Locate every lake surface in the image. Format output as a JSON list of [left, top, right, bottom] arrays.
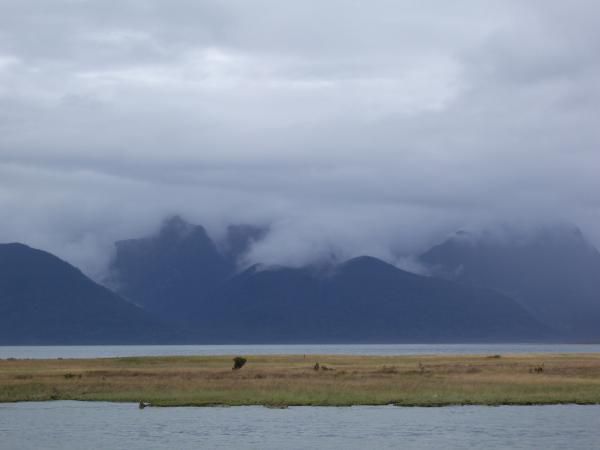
[[1, 401, 599, 450], [1, 343, 600, 359]]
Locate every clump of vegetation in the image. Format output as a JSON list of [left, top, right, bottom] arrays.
[[14, 374, 32, 380], [232, 357, 247, 370], [265, 404, 289, 409], [379, 366, 399, 374], [529, 364, 544, 373], [487, 354, 502, 359], [63, 373, 81, 379], [313, 362, 334, 371]]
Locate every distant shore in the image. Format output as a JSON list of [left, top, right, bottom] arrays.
[[2, 353, 600, 407]]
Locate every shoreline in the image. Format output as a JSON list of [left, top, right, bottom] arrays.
[[4, 399, 600, 408], [2, 353, 600, 407]]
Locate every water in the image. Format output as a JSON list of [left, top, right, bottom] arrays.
[[1, 343, 600, 359], [1, 401, 599, 449]]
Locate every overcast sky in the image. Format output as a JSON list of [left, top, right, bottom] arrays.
[[1, 0, 599, 276]]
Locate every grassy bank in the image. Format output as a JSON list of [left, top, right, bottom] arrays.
[[2, 353, 600, 407]]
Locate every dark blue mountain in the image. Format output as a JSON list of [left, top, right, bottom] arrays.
[[191, 256, 550, 342], [0, 243, 176, 344], [107, 216, 234, 320], [107, 216, 267, 320], [420, 226, 600, 339], [107, 218, 552, 342]]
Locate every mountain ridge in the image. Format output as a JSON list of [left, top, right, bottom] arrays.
[[420, 225, 600, 338], [0, 242, 179, 344], [191, 253, 550, 342]]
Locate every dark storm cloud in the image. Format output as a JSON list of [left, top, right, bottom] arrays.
[[1, 0, 599, 275]]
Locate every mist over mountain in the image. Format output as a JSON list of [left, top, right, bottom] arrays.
[[0, 243, 176, 344], [104, 217, 556, 342], [2, 1, 600, 277], [420, 225, 600, 339], [107, 216, 265, 320], [4, 215, 600, 343]]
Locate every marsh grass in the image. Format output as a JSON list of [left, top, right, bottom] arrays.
[[2, 353, 600, 406]]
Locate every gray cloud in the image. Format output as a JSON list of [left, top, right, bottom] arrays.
[[1, 0, 600, 276]]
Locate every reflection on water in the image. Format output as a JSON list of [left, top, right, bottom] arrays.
[[2, 343, 600, 359], [1, 401, 599, 450]]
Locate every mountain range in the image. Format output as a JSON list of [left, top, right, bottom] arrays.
[[191, 256, 548, 342], [1, 217, 598, 344]]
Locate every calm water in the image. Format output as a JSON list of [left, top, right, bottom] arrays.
[[1, 402, 599, 449], [1, 343, 600, 359]]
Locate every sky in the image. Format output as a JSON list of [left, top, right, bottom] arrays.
[[1, 0, 599, 277]]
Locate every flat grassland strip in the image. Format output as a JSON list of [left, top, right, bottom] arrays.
[[2, 354, 600, 407]]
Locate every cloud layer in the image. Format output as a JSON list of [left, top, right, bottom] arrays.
[[1, 0, 600, 276]]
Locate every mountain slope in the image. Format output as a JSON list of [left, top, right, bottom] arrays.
[[192, 256, 549, 342], [107, 216, 233, 319], [0, 243, 175, 344], [420, 226, 600, 339]]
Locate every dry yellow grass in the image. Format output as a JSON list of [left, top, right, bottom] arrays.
[[2, 353, 600, 406]]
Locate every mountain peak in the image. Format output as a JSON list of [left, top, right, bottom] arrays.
[[109, 216, 234, 319], [341, 255, 394, 269], [0, 242, 74, 273], [159, 215, 204, 240], [420, 224, 600, 338], [0, 242, 30, 250], [343, 255, 418, 273]]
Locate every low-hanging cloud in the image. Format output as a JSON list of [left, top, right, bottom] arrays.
[[1, 0, 600, 277]]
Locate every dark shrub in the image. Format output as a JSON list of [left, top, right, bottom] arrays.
[[529, 364, 544, 373], [379, 366, 398, 374], [232, 356, 247, 370]]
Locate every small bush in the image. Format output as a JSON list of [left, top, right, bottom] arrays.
[[63, 373, 81, 379], [232, 357, 247, 370], [379, 366, 399, 374], [14, 374, 32, 380], [529, 365, 544, 374]]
